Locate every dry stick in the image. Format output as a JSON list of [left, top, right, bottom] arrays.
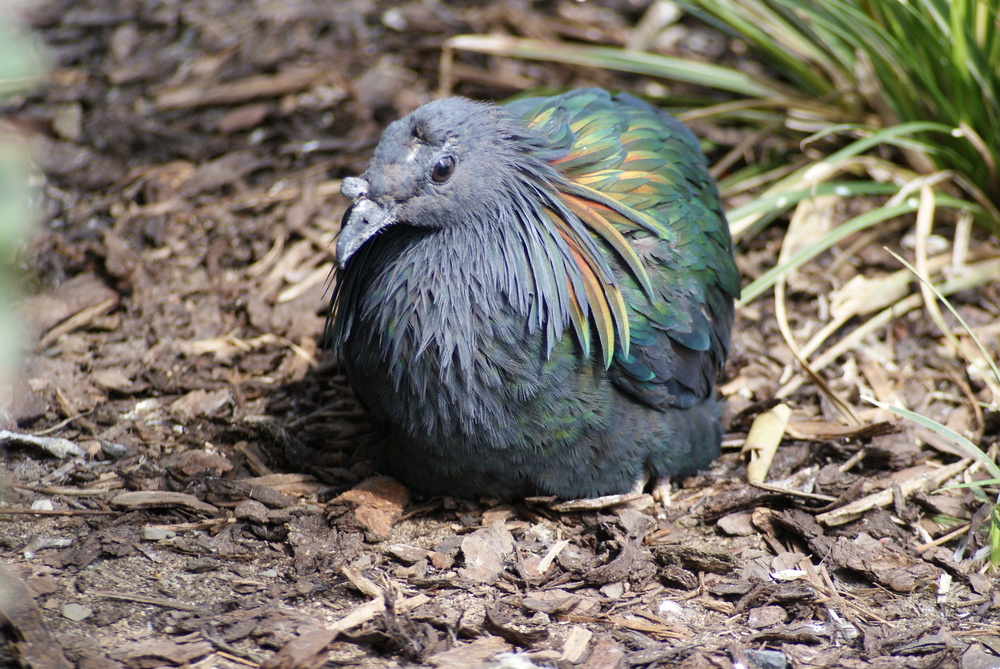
[[154, 66, 332, 111], [748, 482, 837, 502], [32, 409, 96, 436], [92, 591, 201, 612], [773, 205, 859, 425], [261, 593, 430, 669], [0, 508, 118, 516], [947, 368, 985, 434], [778, 257, 1000, 399], [438, 43, 455, 98], [838, 447, 868, 473], [147, 517, 237, 533], [215, 651, 260, 668], [38, 296, 118, 350], [817, 562, 890, 625], [796, 558, 857, 626], [706, 120, 784, 181], [796, 255, 946, 362], [340, 566, 382, 599], [12, 484, 110, 496], [816, 458, 971, 526], [916, 523, 971, 553], [229, 175, 342, 210], [797, 241, 996, 371]]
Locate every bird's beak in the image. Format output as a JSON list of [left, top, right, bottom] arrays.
[[336, 178, 395, 269]]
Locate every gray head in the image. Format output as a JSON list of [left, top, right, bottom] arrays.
[[336, 98, 547, 268]]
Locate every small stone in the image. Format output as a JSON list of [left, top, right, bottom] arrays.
[[428, 636, 512, 669], [62, 603, 93, 621], [525, 649, 562, 662], [458, 523, 515, 583], [961, 643, 1000, 669], [744, 648, 788, 669], [31, 500, 54, 511], [388, 544, 429, 564], [428, 550, 455, 570], [143, 527, 176, 541], [186, 558, 222, 573]]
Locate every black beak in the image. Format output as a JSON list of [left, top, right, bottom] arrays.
[[336, 177, 396, 269]]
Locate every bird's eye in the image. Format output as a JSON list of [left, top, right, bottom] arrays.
[[431, 156, 455, 183]]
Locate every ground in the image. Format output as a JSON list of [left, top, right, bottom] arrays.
[[2, 1, 1000, 668]]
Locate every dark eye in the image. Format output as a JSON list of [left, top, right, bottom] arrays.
[[431, 155, 455, 183]]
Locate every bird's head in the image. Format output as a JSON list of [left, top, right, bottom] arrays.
[[335, 97, 546, 269]]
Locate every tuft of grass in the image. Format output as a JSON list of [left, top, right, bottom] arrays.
[[679, 0, 1000, 232], [870, 398, 1000, 569], [445, 0, 1000, 239]]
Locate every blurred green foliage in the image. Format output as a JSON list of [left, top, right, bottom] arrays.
[[0, 12, 47, 397]]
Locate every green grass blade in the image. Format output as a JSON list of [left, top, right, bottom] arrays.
[[446, 35, 787, 98], [885, 249, 1000, 387], [866, 399, 1000, 480]]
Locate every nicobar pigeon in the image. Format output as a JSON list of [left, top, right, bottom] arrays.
[[328, 88, 739, 500]]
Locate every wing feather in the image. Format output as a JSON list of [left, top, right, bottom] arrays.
[[509, 88, 739, 410]]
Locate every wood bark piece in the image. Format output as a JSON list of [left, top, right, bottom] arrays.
[[108, 638, 213, 667], [110, 491, 219, 514], [547, 491, 645, 512], [579, 636, 626, 669], [261, 594, 430, 669], [326, 476, 409, 542], [458, 523, 515, 584], [153, 66, 339, 110], [561, 626, 593, 663], [427, 636, 512, 668], [816, 459, 970, 526], [0, 565, 73, 669], [0, 430, 85, 459]]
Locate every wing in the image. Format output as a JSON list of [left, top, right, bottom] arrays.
[[506, 88, 740, 410]]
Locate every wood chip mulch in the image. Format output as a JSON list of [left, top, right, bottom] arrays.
[[2, 1, 999, 668]]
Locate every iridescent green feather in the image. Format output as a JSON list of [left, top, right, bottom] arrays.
[[506, 88, 739, 406]]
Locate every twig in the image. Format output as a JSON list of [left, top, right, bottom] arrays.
[[0, 508, 118, 516], [748, 481, 838, 502], [92, 591, 201, 612], [916, 523, 970, 553], [11, 484, 111, 497], [816, 459, 971, 526]]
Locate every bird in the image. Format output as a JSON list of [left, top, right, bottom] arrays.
[[328, 88, 739, 500]]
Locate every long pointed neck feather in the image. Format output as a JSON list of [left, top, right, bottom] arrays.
[[330, 111, 639, 374]]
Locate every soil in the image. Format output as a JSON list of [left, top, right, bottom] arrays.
[[2, 1, 1000, 668]]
